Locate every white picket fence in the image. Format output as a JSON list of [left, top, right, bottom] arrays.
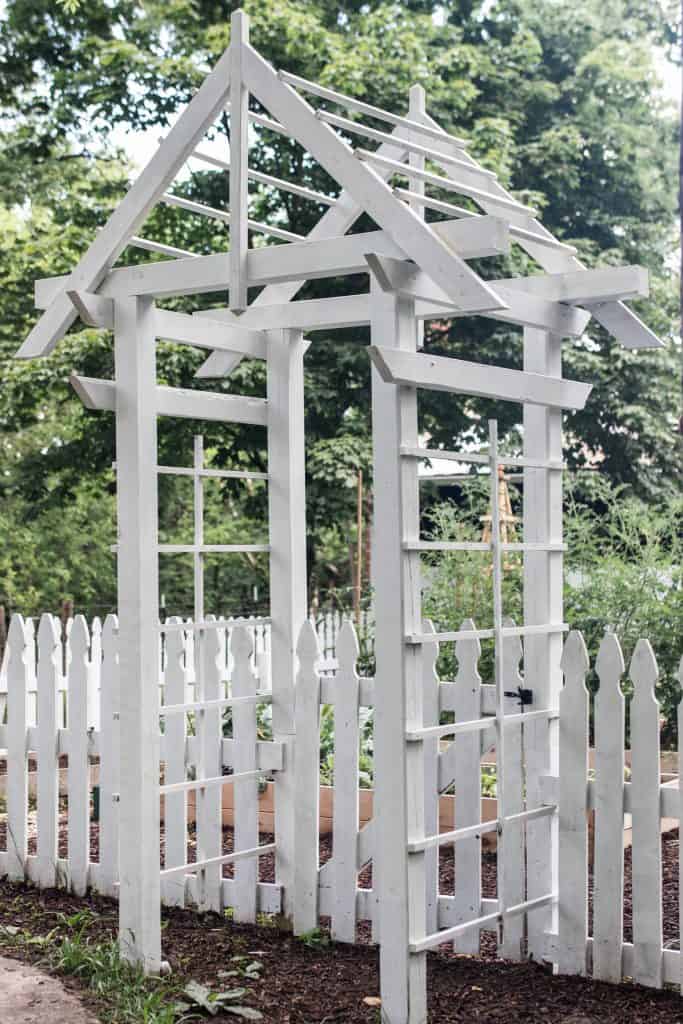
[[1, 611, 682, 992]]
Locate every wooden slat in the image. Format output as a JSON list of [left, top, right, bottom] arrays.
[[629, 639, 663, 987], [331, 620, 361, 942], [244, 43, 504, 316], [498, 622, 525, 960], [36, 615, 61, 889], [67, 616, 90, 896], [70, 374, 268, 426], [413, 106, 662, 349], [98, 614, 120, 899], [229, 11, 249, 311], [7, 615, 29, 881], [232, 625, 259, 923], [162, 620, 188, 907], [421, 620, 440, 936], [293, 621, 321, 933], [558, 631, 589, 975], [195, 619, 224, 912], [368, 345, 591, 410], [593, 632, 625, 982], [452, 620, 482, 953]]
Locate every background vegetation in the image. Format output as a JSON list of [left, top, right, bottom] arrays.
[[0, 0, 680, 695]]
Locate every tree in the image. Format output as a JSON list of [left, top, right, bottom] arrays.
[[0, 0, 680, 610]]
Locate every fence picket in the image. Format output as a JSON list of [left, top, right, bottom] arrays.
[[7, 615, 29, 881], [421, 620, 440, 937], [163, 619, 188, 907], [452, 619, 482, 952], [26, 618, 37, 727], [36, 614, 61, 889], [331, 619, 360, 942], [593, 632, 625, 983], [498, 620, 525, 960], [558, 630, 589, 975], [629, 639, 662, 987], [293, 620, 321, 934], [99, 615, 120, 898], [232, 625, 259, 923], [89, 616, 102, 730], [68, 615, 91, 896], [196, 618, 224, 912]]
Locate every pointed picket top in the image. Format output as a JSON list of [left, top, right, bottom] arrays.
[[629, 638, 659, 695], [502, 616, 523, 679], [561, 630, 590, 687], [595, 632, 625, 691], [421, 618, 439, 682], [37, 612, 60, 651], [7, 614, 28, 669], [455, 618, 482, 680], [101, 613, 119, 651], [70, 615, 90, 661], [201, 614, 224, 661], [165, 616, 186, 667], [337, 617, 360, 669], [297, 619, 321, 670], [231, 623, 254, 662]]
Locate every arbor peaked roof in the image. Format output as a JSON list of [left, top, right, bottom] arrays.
[[17, 11, 662, 363]]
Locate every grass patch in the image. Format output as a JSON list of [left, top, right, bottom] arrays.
[[2, 910, 196, 1023]]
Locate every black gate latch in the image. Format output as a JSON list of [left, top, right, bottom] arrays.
[[503, 686, 533, 707]]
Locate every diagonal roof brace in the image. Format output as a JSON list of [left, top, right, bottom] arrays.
[[241, 40, 507, 317]]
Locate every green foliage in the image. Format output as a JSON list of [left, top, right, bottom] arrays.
[[422, 475, 683, 738], [296, 927, 330, 950], [0, 0, 679, 611]]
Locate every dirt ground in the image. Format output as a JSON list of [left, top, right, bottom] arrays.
[[0, 828, 682, 1022], [0, 953, 99, 1024]]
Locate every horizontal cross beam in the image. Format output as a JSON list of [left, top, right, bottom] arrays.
[[70, 374, 268, 425], [368, 346, 592, 410], [366, 254, 590, 337], [34, 218, 511, 308]]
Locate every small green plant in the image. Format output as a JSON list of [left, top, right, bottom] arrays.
[[297, 927, 330, 950]]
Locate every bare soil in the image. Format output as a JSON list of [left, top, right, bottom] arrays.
[[0, 825, 681, 1022]]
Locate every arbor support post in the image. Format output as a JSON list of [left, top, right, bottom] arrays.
[[267, 327, 308, 921], [523, 326, 563, 961], [371, 278, 427, 1024], [114, 295, 162, 972]]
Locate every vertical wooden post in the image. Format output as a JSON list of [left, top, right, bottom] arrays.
[[371, 280, 426, 1024], [114, 294, 162, 973], [267, 327, 307, 920], [99, 614, 120, 898], [229, 9, 249, 313], [523, 326, 562, 961]]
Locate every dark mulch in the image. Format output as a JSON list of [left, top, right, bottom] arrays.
[[0, 813, 681, 1021], [2, 877, 683, 1023]]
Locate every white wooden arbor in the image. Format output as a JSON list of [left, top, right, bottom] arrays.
[[17, 9, 662, 1020]]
